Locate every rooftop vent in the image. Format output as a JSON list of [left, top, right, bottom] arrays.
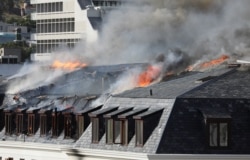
[[195, 76, 217, 83]]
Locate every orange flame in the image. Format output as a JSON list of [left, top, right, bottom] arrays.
[[51, 60, 87, 70], [186, 54, 229, 71], [137, 65, 161, 87], [200, 55, 229, 68]]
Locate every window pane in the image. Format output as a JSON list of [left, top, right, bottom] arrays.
[[40, 115, 47, 136], [135, 120, 143, 146], [92, 118, 99, 143], [114, 120, 121, 143], [209, 123, 218, 147], [78, 116, 84, 138], [106, 119, 113, 143], [121, 120, 128, 145], [220, 123, 228, 146]]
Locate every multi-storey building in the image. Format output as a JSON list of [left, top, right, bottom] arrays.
[[30, 0, 93, 61]]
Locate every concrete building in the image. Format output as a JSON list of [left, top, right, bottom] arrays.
[[0, 48, 22, 64], [30, 0, 94, 61], [1, 63, 250, 159], [0, 21, 29, 44]]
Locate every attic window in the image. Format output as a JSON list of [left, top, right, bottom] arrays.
[[89, 107, 118, 143], [135, 120, 143, 146], [16, 114, 24, 135], [77, 115, 84, 138], [28, 114, 35, 135], [133, 108, 163, 147], [206, 118, 231, 148], [104, 107, 133, 144], [64, 114, 76, 139], [195, 76, 217, 83], [92, 117, 99, 143], [40, 114, 47, 136], [5, 113, 14, 135], [106, 119, 113, 144], [76, 106, 102, 139]]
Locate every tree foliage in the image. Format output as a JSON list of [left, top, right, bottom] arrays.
[[0, 0, 14, 13]]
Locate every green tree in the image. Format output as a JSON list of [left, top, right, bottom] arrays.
[[1, 0, 14, 13]]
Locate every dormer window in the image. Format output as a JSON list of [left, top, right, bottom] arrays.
[[52, 110, 63, 137], [76, 106, 102, 139], [64, 113, 76, 139], [200, 109, 231, 149], [118, 108, 148, 145], [106, 119, 113, 144], [206, 118, 231, 148], [27, 114, 35, 135], [104, 107, 133, 144], [89, 107, 118, 143], [16, 114, 24, 135], [77, 115, 84, 138], [91, 117, 99, 143], [133, 108, 163, 147], [135, 120, 143, 146], [40, 114, 47, 136], [5, 112, 15, 135]]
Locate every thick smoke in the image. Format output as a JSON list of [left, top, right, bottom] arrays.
[[84, 0, 250, 66], [6, 0, 250, 94]]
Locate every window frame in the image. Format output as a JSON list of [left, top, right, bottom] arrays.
[[206, 118, 231, 149], [135, 119, 144, 147], [16, 113, 24, 135], [106, 118, 113, 144], [40, 114, 47, 136], [120, 119, 128, 145], [64, 114, 73, 139], [114, 119, 122, 144], [92, 117, 99, 143], [77, 115, 84, 138], [5, 113, 13, 135], [28, 114, 35, 135]]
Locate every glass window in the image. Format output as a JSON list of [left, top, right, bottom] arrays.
[[92, 118, 99, 143], [209, 123, 218, 147], [77, 116, 84, 138], [121, 120, 128, 145], [64, 115, 72, 138], [114, 120, 121, 144], [106, 119, 113, 144], [28, 114, 35, 135], [40, 115, 47, 136], [220, 123, 228, 146], [135, 120, 143, 146], [52, 114, 58, 137], [207, 119, 230, 148], [5, 113, 13, 135], [16, 114, 24, 135]]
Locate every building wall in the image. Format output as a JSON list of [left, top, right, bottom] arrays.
[[30, 0, 91, 56], [1, 141, 250, 160], [0, 48, 22, 63], [0, 142, 68, 160]]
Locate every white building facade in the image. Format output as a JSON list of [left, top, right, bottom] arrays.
[[30, 0, 94, 61]]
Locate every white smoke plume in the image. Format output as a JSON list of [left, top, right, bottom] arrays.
[[6, 0, 250, 94], [83, 0, 250, 65]]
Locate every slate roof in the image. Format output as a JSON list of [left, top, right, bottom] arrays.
[[181, 68, 250, 98], [1, 63, 250, 154], [115, 68, 233, 99], [74, 97, 176, 154]]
